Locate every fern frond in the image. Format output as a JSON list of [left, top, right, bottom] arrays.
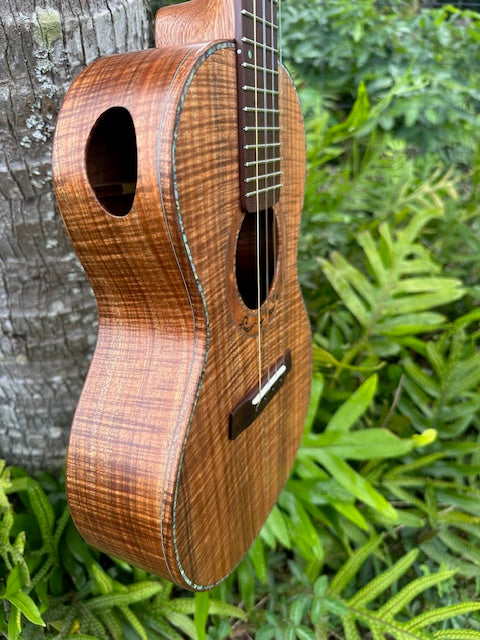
[[377, 570, 456, 618], [99, 611, 123, 640], [345, 603, 431, 640], [384, 452, 447, 480], [421, 540, 479, 578], [320, 258, 371, 327], [321, 208, 465, 374], [400, 326, 480, 438], [433, 631, 480, 639], [142, 613, 186, 640], [404, 603, 480, 631], [328, 536, 383, 595], [347, 549, 419, 607], [438, 530, 480, 566], [343, 615, 361, 640], [85, 581, 163, 611], [119, 605, 148, 640], [161, 610, 197, 639], [77, 604, 106, 639]]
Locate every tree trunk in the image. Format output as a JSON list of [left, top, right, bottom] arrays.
[[0, 0, 151, 471]]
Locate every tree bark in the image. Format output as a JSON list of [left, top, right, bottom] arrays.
[[0, 0, 151, 471]]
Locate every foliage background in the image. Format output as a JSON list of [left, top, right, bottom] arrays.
[[1, 0, 480, 638]]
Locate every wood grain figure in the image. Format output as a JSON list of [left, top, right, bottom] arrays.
[[52, 0, 312, 590]]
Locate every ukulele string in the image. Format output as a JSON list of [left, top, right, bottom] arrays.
[[253, 0, 263, 394], [262, 0, 271, 386], [271, 0, 279, 379], [278, 0, 286, 366]]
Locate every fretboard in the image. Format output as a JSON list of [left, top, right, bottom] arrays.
[[235, 0, 281, 212]]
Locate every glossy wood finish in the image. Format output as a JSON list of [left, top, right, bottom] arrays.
[[170, 51, 311, 587], [155, 0, 235, 46], [53, 1, 311, 591]]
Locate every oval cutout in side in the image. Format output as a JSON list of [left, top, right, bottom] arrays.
[[85, 107, 137, 217]]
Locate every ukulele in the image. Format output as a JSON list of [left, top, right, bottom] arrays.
[[52, 0, 312, 590]]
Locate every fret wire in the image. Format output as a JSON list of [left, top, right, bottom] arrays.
[[241, 36, 278, 54], [243, 106, 278, 113], [241, 9, 278, 30], [245, 156, 282, 166], [244, 126, 280, 132], [245, 170, 283, 183], [241, 62, 279, 75], [245, 184, 283, 197], [242, 86, 279, 95], [235, 0, 281, 210], [244, 142, 281, 149]]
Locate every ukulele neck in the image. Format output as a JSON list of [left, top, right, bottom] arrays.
[[235, 0, 281, 212]]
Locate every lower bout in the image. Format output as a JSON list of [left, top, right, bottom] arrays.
[[170, 295, 312, 589]]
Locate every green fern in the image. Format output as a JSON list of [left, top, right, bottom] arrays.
[[326, 537, 480, 639], [320, 208, 465, 367], [398, 319, 480, 438], [255, 372, 437, 584]]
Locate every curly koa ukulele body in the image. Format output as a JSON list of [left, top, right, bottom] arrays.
[[53, 0, 311, 590]]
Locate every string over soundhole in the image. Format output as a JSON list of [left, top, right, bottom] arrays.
[[235, 207, 277, 309]]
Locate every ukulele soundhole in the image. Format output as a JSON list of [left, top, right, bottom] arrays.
[[235, 207, 278, 309], [85, 107, 137, 217]]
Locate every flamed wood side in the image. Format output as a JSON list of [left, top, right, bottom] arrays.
[[154, 0, 235, 47], [53, 39, 311, 589]]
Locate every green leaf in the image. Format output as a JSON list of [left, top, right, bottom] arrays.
[[357, 230, 387, 285], [396, 277, 462, 294], [27, 480, 55, 547], [91, 562, 117, 595], [289, 598, 307, 625], [382, 289, 464, 315], [405, 602, 480, 630], [264, 505, 291, 549], [208, 599, 247, 620], [433, 631, 480, 639], [248, 536, 267, 584], [329, 536, 383, 596], [348, 549, 419, 607], [303, 373, 323, 436], [237, 558, 256, 613], [194, 591, 209, 640], [87, 581, 163, 611], [143, 613, 185, 640], [303, 428, 433, 460], [321, 258, 370, 327], [120, 605, 148, 640], [8, 591, 45, 626], [325, 374, 377, 433], [304, 450, 397, 520], [330, 252, 377, 308], [313, 576, 327, 597], [165, 596, 246, 622], [314, 345, 384, 372], [7, 604, 20, 640], [4, 564, 25, 598], [378, 570, 456, 618], [379, 312, 446, 335], [162, 610, 197, 639], [100, 611, 123, 640], [330, 500, 368, 531]]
